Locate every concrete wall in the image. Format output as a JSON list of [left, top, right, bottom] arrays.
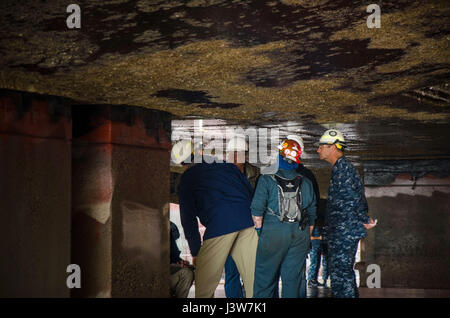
[[0, 91, 72, 297], [0, 90, 172, 297], [307, 160, 450, 290], [363, 162, 450, 289], [111, 145, 170, 297], [72, 105, 171, 297], [71, 143, 113, 297]]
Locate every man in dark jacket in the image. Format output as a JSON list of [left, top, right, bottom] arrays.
[[224, 161, 262, 298], [178, 137, 258, 298]]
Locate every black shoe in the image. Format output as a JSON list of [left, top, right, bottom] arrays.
[[308, 280, 318, 287]]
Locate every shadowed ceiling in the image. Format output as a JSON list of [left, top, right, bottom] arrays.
[[0, 0, 449, 161]]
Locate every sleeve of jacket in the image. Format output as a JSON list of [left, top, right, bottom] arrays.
[[303, 179, 317, 226], [250, 175, 270, 217], [178, 172, 202, 257], [337, 166, 370, 224]]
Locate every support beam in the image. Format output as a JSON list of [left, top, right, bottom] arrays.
[[0, 90, 72, 297], [72, 105, 171, 297]]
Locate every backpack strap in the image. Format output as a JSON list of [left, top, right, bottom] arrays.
[[266, 175, 284, 221], [268, 174, 304, 222]]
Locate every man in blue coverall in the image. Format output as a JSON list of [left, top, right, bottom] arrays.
[[317, 129, 376, 298], [252, 136, 317, 298]]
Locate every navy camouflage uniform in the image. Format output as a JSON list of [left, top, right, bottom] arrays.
[[324, 156, 370, 298]]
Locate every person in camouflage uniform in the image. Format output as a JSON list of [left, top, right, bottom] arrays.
[[317, 129, 376, 298], [308, 223, 329, 287]]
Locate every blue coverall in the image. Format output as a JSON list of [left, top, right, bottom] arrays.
[[251, 167, 317, 298]]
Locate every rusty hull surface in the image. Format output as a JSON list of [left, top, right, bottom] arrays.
[[1, 0, 448, 162], [0, 0, 448, 122]]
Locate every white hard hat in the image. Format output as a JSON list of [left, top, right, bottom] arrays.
[[286, 134, 304, 155], [226, 136, 248, 152], [171, 140, 201, 164], [319, 129, 346, 150]]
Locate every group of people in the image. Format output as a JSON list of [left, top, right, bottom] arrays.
[[170, 129, 376, 298]]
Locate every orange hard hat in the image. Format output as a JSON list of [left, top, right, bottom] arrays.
[[278, 139, 302, 164]]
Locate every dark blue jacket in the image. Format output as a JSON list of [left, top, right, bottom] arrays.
[[178, 160, 254, 257], [324, 156, 370, 241]]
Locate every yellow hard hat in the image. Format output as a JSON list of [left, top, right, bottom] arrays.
[[319, 129, 346, 150]]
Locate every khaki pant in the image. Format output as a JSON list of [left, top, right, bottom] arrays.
[[195, 226, 258, 298], [170, 264, 194, 298]]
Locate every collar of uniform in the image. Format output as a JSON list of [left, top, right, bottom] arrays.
[[331, 156, 346, 175], [275, 168, 299, 179]]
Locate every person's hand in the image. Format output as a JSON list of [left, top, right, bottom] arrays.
[[311, 236, 322, 240], [252, 215, 263, 229], [364, 218, 377, 230], [192, 256, 197, 267]]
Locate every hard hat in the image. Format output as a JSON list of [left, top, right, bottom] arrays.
[[286, 134, 304, 155], [171, 140, 201, 164], [319, 129, 346, 150], [226, 135, 248, 152], [278, 139, 302, 164]]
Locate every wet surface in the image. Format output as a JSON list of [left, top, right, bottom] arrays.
[[171, 117, 450, 168], [364, 159, 450, 185], [2, 1, 411, 65], [0, 0, 449, 128]]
